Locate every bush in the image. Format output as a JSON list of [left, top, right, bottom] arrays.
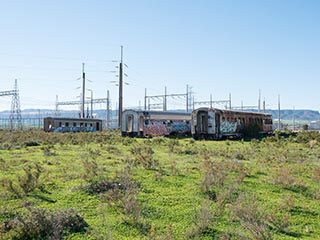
[[24, 141, 40, 147], [18, 164, 42, 196], [0, 206, 88, 239], [241, 124, 261, 139], [186, 199, 214, 238], [84, 180, 125, 195], [130, 144, 157, 169], [229, 194, 272, 240], [2, 163, 43, 198]]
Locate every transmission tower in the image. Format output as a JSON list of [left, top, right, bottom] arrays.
[[9, 79, 23, 130]]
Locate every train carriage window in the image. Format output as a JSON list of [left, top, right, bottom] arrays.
[[80, 122, 83, 127], [90, 123, 93, 127], [265, 119, 272, 124], [65, 122, 69, 127], [73, 122, 76, 127], [85, 123, 88, 127], [59, 122, 62, 127]]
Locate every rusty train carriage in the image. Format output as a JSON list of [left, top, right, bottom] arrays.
[[44, 117, 102, 132], [121, 109, 191, 137], [191, 107, 273, 140]]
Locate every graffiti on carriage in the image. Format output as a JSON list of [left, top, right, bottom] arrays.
[[143, 120, 190, 136]]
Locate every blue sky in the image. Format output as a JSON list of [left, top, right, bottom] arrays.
[[0, 0, 319, 111]]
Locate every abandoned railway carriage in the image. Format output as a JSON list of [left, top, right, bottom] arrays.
[[191, 107, 273, 140], [44, 117, 102, 132], [122, 110, 191, 137]]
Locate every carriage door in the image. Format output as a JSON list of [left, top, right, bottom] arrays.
[[199, 112, 208, 133], [207, 110, 215, 134], [138, 116, 144, 133], [126, 114, 134, 133], [215, 113, 220, 138]]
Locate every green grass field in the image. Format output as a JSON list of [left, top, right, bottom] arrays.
[[0, 130, 319, 239]]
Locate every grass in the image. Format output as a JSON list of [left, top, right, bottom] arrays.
[[0, 130, 319, 239]]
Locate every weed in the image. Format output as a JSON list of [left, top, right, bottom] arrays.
[[272, 167, 308, 193], [84, 180, 124, 195], [41, 144, 56, 156], [18, 163, 43, 196], [121, 187, 141, 224], [229, 193, 272, 240], [0, 158, 8, 171], [0, 206, 88, 239], [24, 141, 40, 147], [82, 158, 99, 181], [169, 156, 179, 176], [130, 143, 157, 170], [186, 199, 214, 238], [311, 166, 320, 182], [167, 138, 180, 153]]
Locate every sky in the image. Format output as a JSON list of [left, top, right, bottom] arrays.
[[0, 0, 319, 112]]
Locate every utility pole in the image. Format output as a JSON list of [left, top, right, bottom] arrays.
[[164, 86, 167, 111], [87, 89, 93, 118], [293, 106, 295, 131], [278, 95, 281, 130], [263, 98, 266, 113], [38, 109, 41, 129], [192, 96, 195, 110], [258, 89, 261, 112], [9, 79, 22, 130], [229, 93, 232, 110], [144, 88, 147, 111], [186, 85, 189, 112], [107, 90, 110, 129], [118, 46, 123, 128], [82, 63, 85, 118], [55, 95, 59, 116], [210, 94, 213, 109]]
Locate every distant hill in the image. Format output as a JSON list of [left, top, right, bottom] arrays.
[[266, 109, 320, 121]]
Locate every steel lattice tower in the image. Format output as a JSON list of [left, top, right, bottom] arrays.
[[9, 79, 22, 130]]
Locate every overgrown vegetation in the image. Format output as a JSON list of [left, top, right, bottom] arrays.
[[0, 130, 319, 239], [0, 205, 88, 239]]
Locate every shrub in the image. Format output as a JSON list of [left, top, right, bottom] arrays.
[[41, 144, 56, 156], [272, 167, 307, 193], [0, 206, 88, 239], [130, 144, 157, 169], [82, 159, 99, 181], [229, 193, 272, 240], [1, 163, 43, 198], [24, 141, 40, 147], [121, 187, 141, 224], [18, 164, 43, 196], [241, 123, 261, 139], [296, 131, 320, 144], [186, 199, 214, 238], [84, 180, 124, 195]]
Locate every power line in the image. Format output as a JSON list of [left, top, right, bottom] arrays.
[[0, 52, 117, 63]]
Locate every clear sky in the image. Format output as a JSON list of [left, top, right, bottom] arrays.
[[0, 0, 319, 111]]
